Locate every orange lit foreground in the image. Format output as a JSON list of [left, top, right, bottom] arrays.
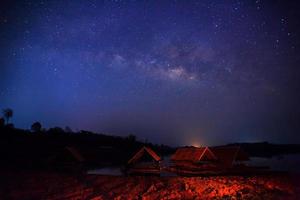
[[0, 172, 297, 199]]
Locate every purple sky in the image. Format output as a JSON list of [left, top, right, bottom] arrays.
[[0, 0, 300, 145]]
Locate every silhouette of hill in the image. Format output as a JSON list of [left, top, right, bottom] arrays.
[[225, 142, 300, 158], [1, 123, 300, 171], [0, 125, 174, 170]]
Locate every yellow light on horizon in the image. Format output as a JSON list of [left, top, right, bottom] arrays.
[[184, 135, 204, 147], [190, 141, 201, 147]]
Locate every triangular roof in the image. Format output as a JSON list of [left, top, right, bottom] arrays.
[[211, 146, 249, 167], [171, 147, 217, 163], [127, 146, 161, 164], [65, 146, 85, 162]]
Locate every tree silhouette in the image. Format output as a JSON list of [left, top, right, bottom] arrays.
[[0, 117, 4, 127], [48, 127, 65, 135], [127, 134, 136, 143], [31, 121, 42, 132], [2, 108, 13, 124], [65, 126, 73, 133]]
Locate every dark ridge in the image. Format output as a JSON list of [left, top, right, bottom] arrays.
[[225, 142, 300, 158], [0, 125, 175, 171]]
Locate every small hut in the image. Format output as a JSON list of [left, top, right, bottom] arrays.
[[47, 146, 85, 171], [211, 146, 249, 169], [170, 147, 218, 172], [126, 146, 161, 175]]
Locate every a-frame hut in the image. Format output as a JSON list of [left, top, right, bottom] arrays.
[[170, 146, 218, 171], [47, 146, 85, 171], [126, 146, 161, 175], [211, 146, 249, 169]]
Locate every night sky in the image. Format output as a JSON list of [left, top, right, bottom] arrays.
[[1, 0, 300, 146]]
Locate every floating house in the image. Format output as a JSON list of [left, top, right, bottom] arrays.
[[211, 146, 249, 169], [126, 146, 161, 175], [169, 146, 251, 175], [170, 147, 218, 172], [47, 146, 85, 171]]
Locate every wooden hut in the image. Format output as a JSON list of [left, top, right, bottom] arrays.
[[211, 146, 249, 169], [170, 147, 218, 172], [47, 146, 85, 171], [126, 146, 161, 175]]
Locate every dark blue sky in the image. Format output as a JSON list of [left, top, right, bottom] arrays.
[[1, 0, 300, 146]]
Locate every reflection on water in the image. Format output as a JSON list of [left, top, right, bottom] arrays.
[[248, 154, 300, 172], [87, 167, 122, 176]]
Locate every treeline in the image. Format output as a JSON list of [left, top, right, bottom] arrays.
[[0, 109, 174, 170]]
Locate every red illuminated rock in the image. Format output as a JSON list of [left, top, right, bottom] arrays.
[[0, 172, 297, 199]]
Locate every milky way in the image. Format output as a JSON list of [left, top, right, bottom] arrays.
[[1, 0, 300, 145]]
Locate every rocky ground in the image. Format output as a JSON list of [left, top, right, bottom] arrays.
[[0, 171, 298, 200]]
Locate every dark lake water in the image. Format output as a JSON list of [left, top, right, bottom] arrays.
[[87, 167, 123, 176], [248, 154, 300, 172], [87, 154, 300, 175]]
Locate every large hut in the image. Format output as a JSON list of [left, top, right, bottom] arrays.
[[169, 146, 251, 175], [170, 147, 218, 172], [47, 146, 85, 171], [211, 146, 249, 169], [126, 146, 162, 175]]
